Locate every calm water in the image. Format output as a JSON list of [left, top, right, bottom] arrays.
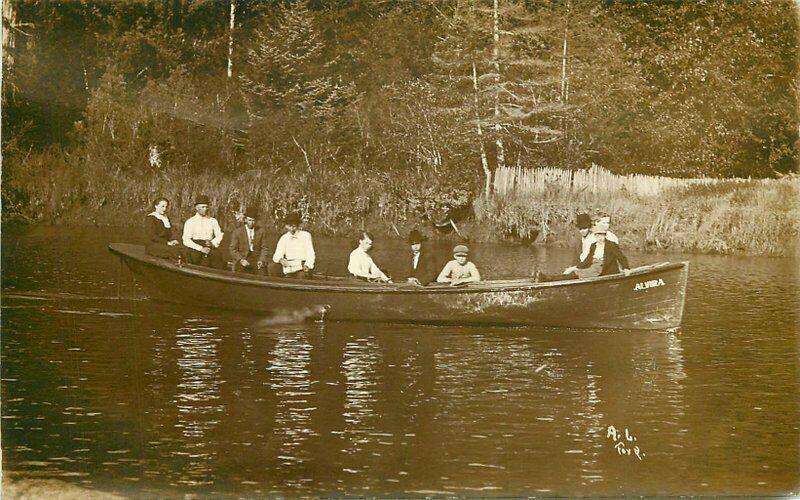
[[2, 225, 798, 497]]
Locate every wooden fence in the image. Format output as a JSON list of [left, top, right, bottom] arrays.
[[493, 164, 754, 197]]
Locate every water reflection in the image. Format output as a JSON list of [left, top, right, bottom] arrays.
[[172, 320, 223, 487], [1, 225, 797, 496]]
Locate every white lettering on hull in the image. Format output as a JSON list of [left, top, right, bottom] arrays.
[[634, 278, 666, 291]]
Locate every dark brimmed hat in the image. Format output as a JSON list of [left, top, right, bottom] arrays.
[[244, 207, 259, 219], [575, 213, 592, 229], [283, 212, 302, 226], [195, 195, 211, 206], [408, 229, 427, 244], [453, 244, 469, 256]]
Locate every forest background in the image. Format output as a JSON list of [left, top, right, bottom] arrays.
[[2, 0, 798, 255]]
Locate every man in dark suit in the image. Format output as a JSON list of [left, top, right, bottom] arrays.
[[229, 207, 269, 274], [405, 229, 439, 286]]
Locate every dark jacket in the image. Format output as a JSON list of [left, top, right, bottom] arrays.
[[406, 250, 440, 285], [145, 214, 175, 244], [228, 225, 269, 263], [578, 240, 630, 276]]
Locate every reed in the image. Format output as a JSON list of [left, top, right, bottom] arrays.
[[3, 151, 797, 256], [479, 173, 800, 256]]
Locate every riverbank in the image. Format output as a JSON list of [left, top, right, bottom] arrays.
[[2, 155, 798, 257]]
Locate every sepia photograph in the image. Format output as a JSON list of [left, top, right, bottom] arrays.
[[1, 0, 798, 497]]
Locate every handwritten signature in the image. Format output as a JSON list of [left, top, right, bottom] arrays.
[[606, 425, 645, 460]]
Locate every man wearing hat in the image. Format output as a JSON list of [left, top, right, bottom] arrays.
[[575, 213, 618, 262], [405, 229, 439, 286], [269, 212, 315, 279], [182, 194, 225, 268], [565, 217, 630, 279], [436, 244, 481, 286], [228, 207, 269, 274]]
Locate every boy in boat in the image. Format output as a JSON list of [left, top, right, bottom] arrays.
[[348, 231, 391, 283], [405, 229, 439, 286], [437, 245, 481, 286], [228, 207, 269, 274], [182, 194, 225, 268], [269, 213, 315, 279], [536, 214, 621, 282]]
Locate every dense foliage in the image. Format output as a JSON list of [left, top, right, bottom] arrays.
[[2, 0, 797, 227]]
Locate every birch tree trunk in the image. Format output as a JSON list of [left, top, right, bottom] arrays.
[[473, 62, 492, 198], [227, 0, 236, 79], [560, 0, 570, 103], [3, 0, 16, 67], [492, 0, 505, 172]]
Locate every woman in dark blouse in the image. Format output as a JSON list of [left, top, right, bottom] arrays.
[[145, 197, 181, 259]]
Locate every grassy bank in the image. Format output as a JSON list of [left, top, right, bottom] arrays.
[[475, 175, 800, 256], [3, 151, 798, 257]]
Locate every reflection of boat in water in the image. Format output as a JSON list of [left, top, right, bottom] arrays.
[[109, 243, 688, 330]]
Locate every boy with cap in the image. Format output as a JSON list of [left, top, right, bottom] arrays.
[[565, 217, 630, 279], [182, 194, 225, 268], [228, 207, 269, 274], [437, 245, 481, 286]]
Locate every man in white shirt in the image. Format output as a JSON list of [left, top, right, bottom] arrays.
[[182, 194, 225, 268], [348, 231, 391, 282], [269, 213, 315, 279]]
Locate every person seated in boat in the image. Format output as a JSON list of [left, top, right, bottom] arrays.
[[348, 231, 391, 283], [269, 213, 315, 279], [182, 194, 225, 269], [405, 229, 439, 286], [576, 213, 618, 262], [144, 197, 182, 260], [229, 207, 269, 274], [561, 218, 630, 279], [437, 245, 481, 286], [220, 203, 246, 267]]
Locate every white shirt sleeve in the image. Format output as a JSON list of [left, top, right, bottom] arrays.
[[348, 250, 359, 276], [211, 219, 223, 248], [437, 261, 454, 283], [304, 232, 315, 269], [182, 217, 204, 251], [273, 234, 286, 264]]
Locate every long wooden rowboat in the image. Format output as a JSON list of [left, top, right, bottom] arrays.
[[109, 243, 688, 330]]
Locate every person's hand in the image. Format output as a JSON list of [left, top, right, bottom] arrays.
[[200, 246, 211, 255], [450, 279, 462, 286], [563, 266, 577, 274], [240, 258, 250, 268], [407, 277, 421, 285], [257, 261, 264, 269], [280, 258, 289, 267], [168, 240, 179, 246], [303, 264, 311, 272]]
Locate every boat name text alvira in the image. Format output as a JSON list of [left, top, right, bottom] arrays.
[[634, 278, 666, 291]]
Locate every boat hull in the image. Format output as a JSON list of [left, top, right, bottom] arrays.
[[109, 243, 688, 330]]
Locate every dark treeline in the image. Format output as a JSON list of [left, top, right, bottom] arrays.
[[2, 0, 798, 227]]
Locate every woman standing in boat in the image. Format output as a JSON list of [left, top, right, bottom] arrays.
[[144, 197, 181, 260], [348, 232, 391, 282]]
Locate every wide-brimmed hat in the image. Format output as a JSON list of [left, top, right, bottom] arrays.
[[575, 213, 592, 229], [194, 194, 211, 206], [453, 244, 469, 256], [283, 212, 302, 226], [244, 207, 259, 219], [592, 216, 610, 234], [408, 229, 427, 244]]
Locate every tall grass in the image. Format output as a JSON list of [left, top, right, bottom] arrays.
[[3, 151, 798, 256], [477, 174, 800, 256]]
